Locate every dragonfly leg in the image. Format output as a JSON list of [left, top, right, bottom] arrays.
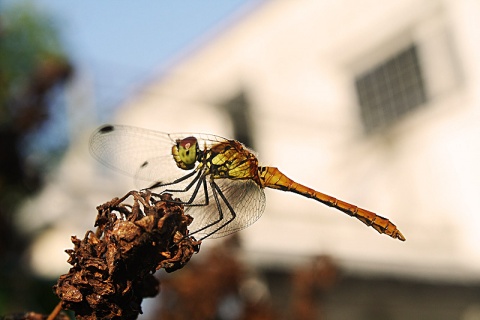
[[150, 170, 211, 208], [189, 180, 236, 240], [146, 169, 198, 190], [176, 177, 210, 206], [183, 178, 210, 207]]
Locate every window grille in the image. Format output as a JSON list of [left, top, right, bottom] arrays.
[[355, 45, 427, 133]]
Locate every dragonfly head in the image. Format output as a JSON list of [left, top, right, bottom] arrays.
[[173, 136, 198, 170]]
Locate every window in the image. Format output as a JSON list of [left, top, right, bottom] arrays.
[[355, 45, 427, 133], [222, 91, 255, 149]]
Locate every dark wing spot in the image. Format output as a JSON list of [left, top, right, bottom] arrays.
[[140, 161, 149, 168], [98, 125, 115, 134]]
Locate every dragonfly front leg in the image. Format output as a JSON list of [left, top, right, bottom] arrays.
[[147, 169, 198, 190]]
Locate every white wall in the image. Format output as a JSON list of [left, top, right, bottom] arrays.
[[22, 0, 480, 280]]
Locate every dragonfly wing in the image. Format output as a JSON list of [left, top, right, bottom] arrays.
[[89, 125, 182, 188], [89, 124, 232, 189], [186, 178, 266, 239]]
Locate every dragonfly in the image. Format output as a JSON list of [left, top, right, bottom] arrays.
[[89, 124, 405, 241]]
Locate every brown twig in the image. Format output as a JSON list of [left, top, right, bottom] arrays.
[[46, 302, 63, 320]]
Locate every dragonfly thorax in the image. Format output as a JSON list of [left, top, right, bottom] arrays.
[[172, 136, 199, 170]]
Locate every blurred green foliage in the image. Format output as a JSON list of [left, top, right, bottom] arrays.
[[0, 1, 67, 123], [0, 1, 72, 316]]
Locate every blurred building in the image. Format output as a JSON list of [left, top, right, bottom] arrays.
[[20, 0, 480, 319], [110, 0, 480, 277]]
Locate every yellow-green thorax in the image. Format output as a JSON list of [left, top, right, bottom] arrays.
[[207, 140, 259, 181]]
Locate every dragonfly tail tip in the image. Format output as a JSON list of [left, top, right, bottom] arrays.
[[396, 231, 406, 241]]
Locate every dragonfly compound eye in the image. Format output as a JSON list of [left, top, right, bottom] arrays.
[[176, 136, 198, 169]]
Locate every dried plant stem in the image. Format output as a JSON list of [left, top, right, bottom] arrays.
[[46, 302, 63, 320]]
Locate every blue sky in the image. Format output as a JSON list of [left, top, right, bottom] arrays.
[[5, 0, 259, 111], [1, 0, 261, 159]]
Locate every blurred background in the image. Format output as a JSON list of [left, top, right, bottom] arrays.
[[2, 0, 480, 319]]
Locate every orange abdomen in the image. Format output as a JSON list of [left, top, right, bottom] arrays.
[[259, 166, 405, 241]]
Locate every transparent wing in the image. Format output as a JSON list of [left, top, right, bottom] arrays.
[[90, 124, 265, 239], [186, 178, 266, 239], [89, 124, 228, 189]]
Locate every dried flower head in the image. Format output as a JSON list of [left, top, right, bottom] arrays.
[[53, 191, 200, 320]]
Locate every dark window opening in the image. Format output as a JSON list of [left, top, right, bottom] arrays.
[[355, 45, 427, 133], [223, 91, 255, 149]]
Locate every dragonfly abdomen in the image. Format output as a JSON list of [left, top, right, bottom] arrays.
[[259, 166, 405, 241]]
